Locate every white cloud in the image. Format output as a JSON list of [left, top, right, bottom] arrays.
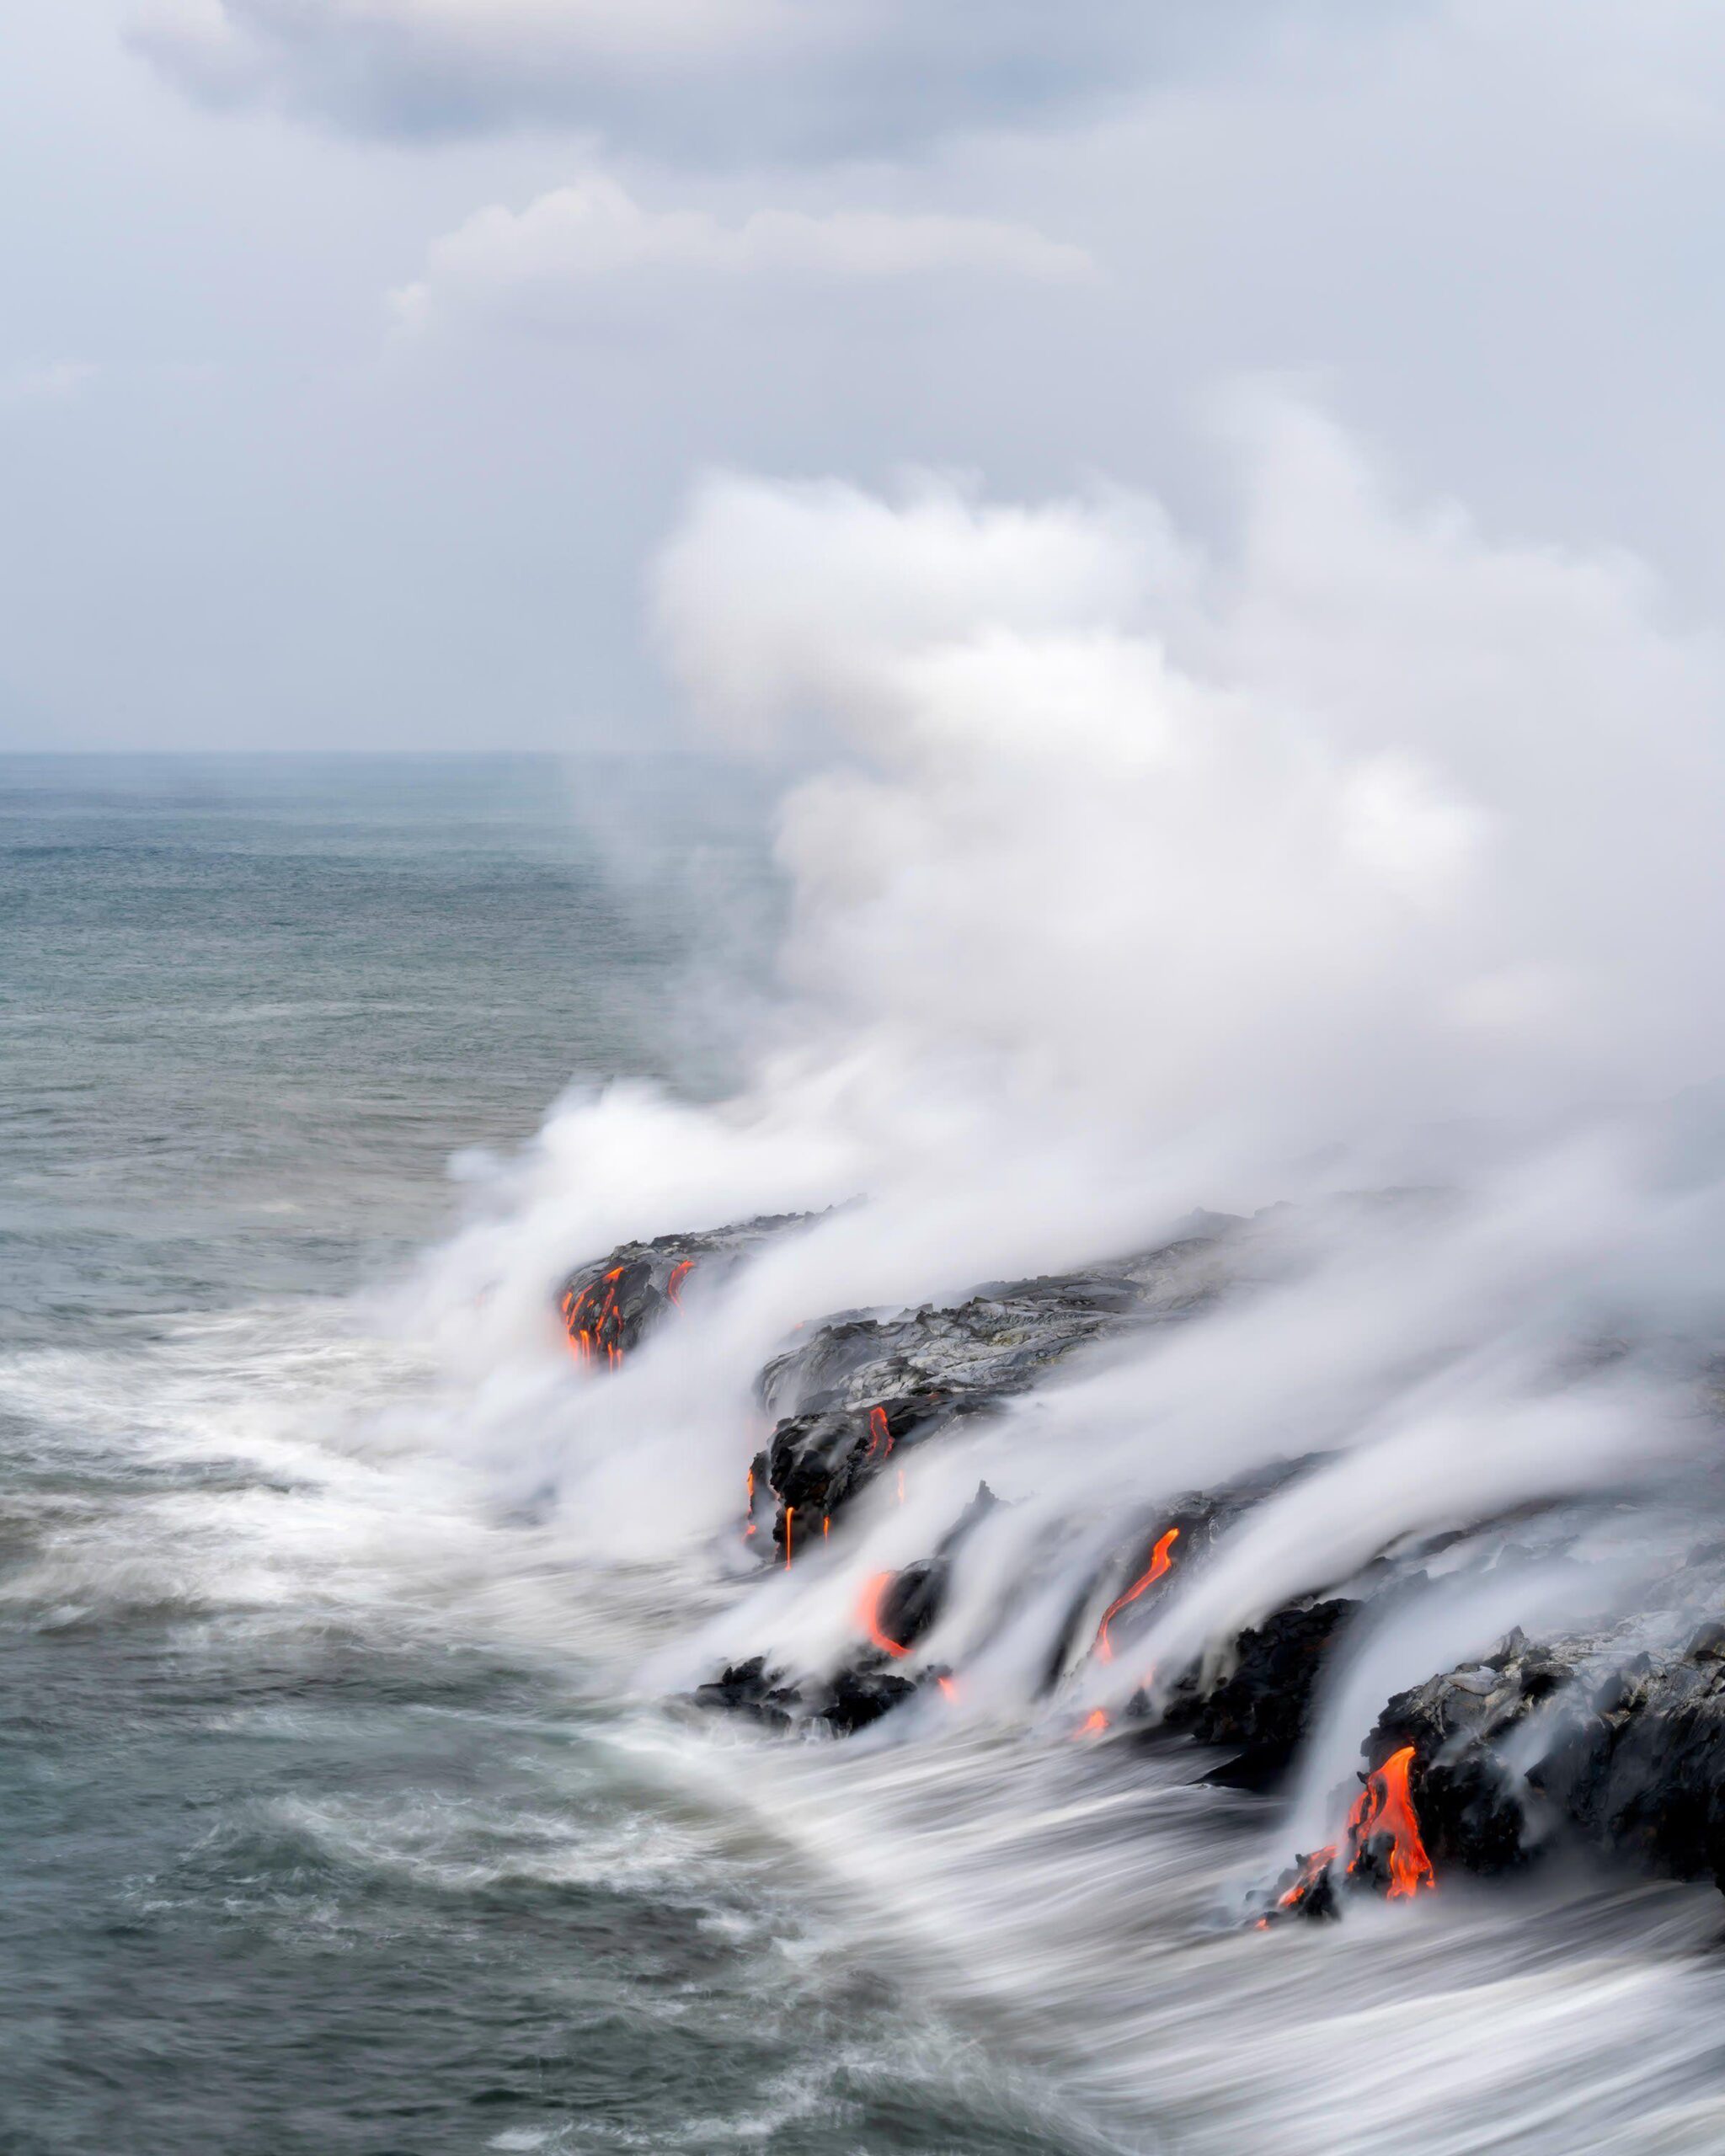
[[390, 174, 1095, 334]]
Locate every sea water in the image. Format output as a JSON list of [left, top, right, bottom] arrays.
[[7, 755, 1725, 2156]]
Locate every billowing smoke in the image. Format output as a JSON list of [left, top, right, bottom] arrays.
[[403, 393, 1725, 1760]]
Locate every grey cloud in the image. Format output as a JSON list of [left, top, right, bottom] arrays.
[[126, 0, 1394, 160]]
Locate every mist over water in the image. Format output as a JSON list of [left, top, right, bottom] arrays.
[[12, 403, 1725, 2153]]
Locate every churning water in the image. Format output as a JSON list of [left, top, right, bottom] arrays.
[[8, 755, 1725, 2156]]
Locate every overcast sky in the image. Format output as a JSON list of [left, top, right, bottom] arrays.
[[5, 0, 1725, 751]]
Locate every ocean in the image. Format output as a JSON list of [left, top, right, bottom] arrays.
[[8, 754, 1725, 2156]]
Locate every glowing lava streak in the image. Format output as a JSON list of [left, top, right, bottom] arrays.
[[865, 1406, 893, 1463], [666, 1259, 695, 1306], [937, 1676, 959, 1702], [1345, 1746, 1435, 1901], [857, 1572, 911, 1658], [1277, 1844, 1338, 1912], [1073, 1710, 1110, 1741], [562, 1267, 628, 1369], [744, 1466, 756, 1540], [560, 1286, 591, 1365], [1093, 1528, 1179, 1662], [783, 1508, 795, 1569]]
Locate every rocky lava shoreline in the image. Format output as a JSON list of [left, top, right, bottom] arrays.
[[557, 1211, 1725, 1925]]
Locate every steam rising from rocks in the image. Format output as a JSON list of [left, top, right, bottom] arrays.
[[417, 396, 1725, 1759]]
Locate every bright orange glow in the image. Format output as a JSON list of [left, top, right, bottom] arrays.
[[1073, 1709, 1110, 1740], [562, 1265, 629, 1369], [784, 1508, 795, 1568], [744, 1466, 756, 1540], [561, 1285, 592, 1364], [1093, 1527, 1180, 1662], [1276, 1844, 1338, 1911], [822, 1515, 830, 1538], [666, 1259, 695, 1306], [937, 1676, 959, 1701], [865, 1405, 892, 1463], [857, 1571, 910, 1658], [1345, 1746, 1434, 1901]]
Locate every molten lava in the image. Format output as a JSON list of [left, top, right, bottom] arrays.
[[1093, 1527, 1180, 1662], [783, 1507, 795, 1568], [744, 1466, 756, 1540], [1345, 1745, 1435, 1901], [562, 1256, 697, 1369], [562, 1266, 628, 1369], [937, 1675, 959, 1702], [1277, 1844, 1338, 1913], [1073, 1709, 1110, 1740], [857, 1572, 911, 1658], [864, 1405, 892, 1463]]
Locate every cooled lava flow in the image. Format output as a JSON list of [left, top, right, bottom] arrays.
[[1092, 1527, 1180, 1662]]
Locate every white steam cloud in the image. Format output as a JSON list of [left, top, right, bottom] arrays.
[[410, 394, 1725, 1748]]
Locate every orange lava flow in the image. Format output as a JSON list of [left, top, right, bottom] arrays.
[[937, 1675, 959, 1701], [1073, 1709, 1110, 1741], [1345, 1746, 1435, 1901], [865, 1405, 893, 1463], [1277, 1844, 1338, 1911], [744, 1466, 756, 1540], [666, 1258, 695, 1306], [1093, 1527, 1180, 1662], [784, 1508, 795, 1569], [857, 1571, 911, 1658], [562, 1266, 628, 1369], [559, 1286, 590, 1364]]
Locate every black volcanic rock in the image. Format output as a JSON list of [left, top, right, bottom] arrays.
[[1367, 1629, 1567, 1876], [815, 1662, 921, 1736], [1257, 1571, 1725, 1921], [1535, 1626, 1725, 1883], [1043, 1457, 1322, 1696], [1380, 1616, 1725, 1890], [692, 1656, 804, 1733], [557, 1212, 818, 1366], [1163, 1596, 1357, 1781], [695, 1484, 999, 1738], [756, 1230, 1236, 1550]]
